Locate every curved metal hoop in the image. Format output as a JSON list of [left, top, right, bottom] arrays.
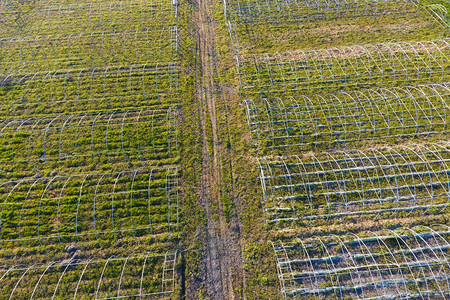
[[0, 167, 179, 252], [258, 143, 450, 223], [0, 250, 180, 299], [271, 225, 450, 299]]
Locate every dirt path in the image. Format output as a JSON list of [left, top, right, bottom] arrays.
[[194, 0, 243, 298]]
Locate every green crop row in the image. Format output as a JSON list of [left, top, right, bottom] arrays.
[[0, 167, 179, 254], [0, 27, 178, 73], [244, 83, 450, 153], [0, 108, 179, 166], [258, 143, 450, 224], [0, 63, 179, 117], [238, 39, 450, 97], [273, 226, 450, 299], [230, 4, 445, 53], [0, 0, 178, 36], [224, 0, 417, 24], [0, 251, 178, 299]]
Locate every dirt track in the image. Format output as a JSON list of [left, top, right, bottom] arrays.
[[194, 0, 243, 298]]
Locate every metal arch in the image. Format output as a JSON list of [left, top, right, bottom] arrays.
[[294, 237, 322, 299], [121, 110, 130, 157], [324, 151, 352, 219], [380, 86, 416, 138], [240, 38, 450, 94], [255, 157, 272, 221], [76, 173, 94, 245], [353, 148, 383, 216], [329, 92, 352, 144], [415, 143, 450, 214], [2, 119, 22, 160], [37, 175, 61, 250], [308, 152, 334, 221], [404, 226, 447, 299], [50, 70, 64, 103], [136, 109, 144, 161], [12, 72, 36, 107], [270, 240, 295, 298], [0, 179, 27, 254], [166, 166, 179, 232], [385, 228, 432, 298], [373, 146, 417, 216], [56, 175, 77, 247], [51, 258, 82, 300], [29, 260, 60, 300], [351, 89, 377, 142], [166, 106, 179, 161], [279, 157, 296, 222], [339, 150, 367, 219], [286, 51, 299, 92], [105, 111, 117, 162], [259, 142, 450, 222], [427, 143, 450, 213], [367, 229, 410, 297], [263, 53, 275, 93], [73, 257, 97, 300], [419, 84, 450, 136], [311, 234, 345, 299], [377, 146, 419, 215], [275, 98, 292, 149], [147, 168, 155, 235], [416, 225, 450, 295], [331, 233, 367, 299], [292, 155, 314, 220], [347, 232, 386, 299], [225, 0, 419, 24], [18, 178, 41, 250], [287, 96, 305, 146], [162, 249, 179, 293], [262, 98, 277, 150], [270, 241, 288, 298], [95, 255, 117, 300], [116, 253, 135, 298], [42, 114, 62, 161], [8, 262, 45, 300], [391, 86, 427, 137], [300, 94, 319, 145], [73, 114, 88, 160], [274, 52, 288, 94], [90, 112, 102, 158], [129, 169, 139, 241], [406, 143, 440, 212], [1, 108, 178, 163], [399, 144, 443, 215], [243, 99, 262, 142], [138, 252, 152, 299], [58, 114, 75, 159], [314, 93, 334, 146], [423, 4, 450, 35]]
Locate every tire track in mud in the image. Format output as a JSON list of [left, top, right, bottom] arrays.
[[194, 0, 243, 298]]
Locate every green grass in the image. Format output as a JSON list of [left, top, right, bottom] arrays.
[[234, 6, 445, 53], [0, 1, 191, 298]]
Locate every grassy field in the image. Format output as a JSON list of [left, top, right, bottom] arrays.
[[0, 0, 197, 298], [214, 0, 450, 298], [1, 0, 450, 298]]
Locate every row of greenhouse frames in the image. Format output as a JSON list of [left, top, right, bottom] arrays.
[[0, 0, 184, 298], [224, 0, 450, 298]]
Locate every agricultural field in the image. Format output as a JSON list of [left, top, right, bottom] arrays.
[[1, 0, 450, 298], [218, 0, 450, 298], [0, 0, 195, 298]]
